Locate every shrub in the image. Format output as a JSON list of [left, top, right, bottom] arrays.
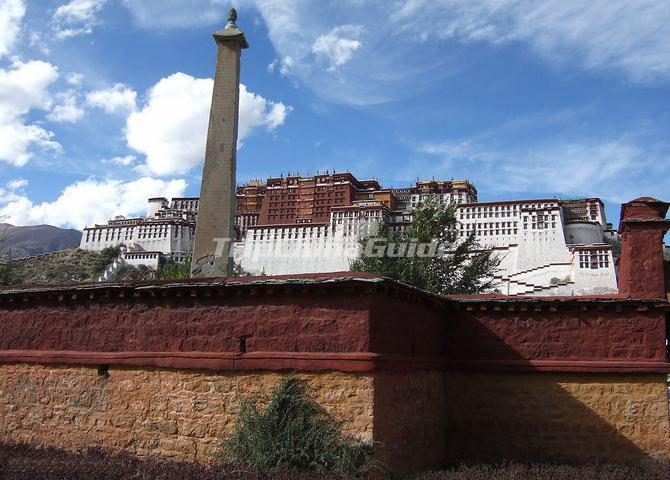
[[0, 262, 17, 286], [117, 264, 154, 281], [221, 377, 375, 478], [233, 261, 251, 276], [91, 246, 121, 274], [157, 256, 191, 280]]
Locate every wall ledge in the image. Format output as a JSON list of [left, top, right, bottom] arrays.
[[1, 351, 667, 374]]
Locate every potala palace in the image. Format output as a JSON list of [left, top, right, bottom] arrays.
[[80, 172, 619, 295]]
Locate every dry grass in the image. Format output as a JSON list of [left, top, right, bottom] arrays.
[[414, 462, 670, 480], [4, 248, 101, 285], [0, 443, 340, 480], [2, 444, 669, 479]]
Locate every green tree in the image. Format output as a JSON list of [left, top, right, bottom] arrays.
[[350, 201, 500, 294]]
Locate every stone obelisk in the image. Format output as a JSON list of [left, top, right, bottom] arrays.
[[191, 8, 249, 277]]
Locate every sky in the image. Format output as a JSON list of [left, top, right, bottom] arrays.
[[0, 0, 669, 232]]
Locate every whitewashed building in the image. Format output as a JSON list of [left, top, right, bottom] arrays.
[[456, 198, 617, 295], [79, 197, 197, 269], [236, 197, 617, 296], [81, 180, 618, 296]]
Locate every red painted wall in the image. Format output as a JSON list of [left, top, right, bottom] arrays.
[[0, 293, 373, 354], [444, 306, 667, 363], [618, 197, 670, 299], [0, 275, 667, 372]]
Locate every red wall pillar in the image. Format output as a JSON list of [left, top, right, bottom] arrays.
[[618, 197, 670, 299]]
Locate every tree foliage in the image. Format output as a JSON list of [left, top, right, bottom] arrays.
[[350, 201, 500, 294], [91, 246, 121, 275], [233, 261, 251, 277], [0, 227, 16, 286], [222, 377, 375, 478], [156, 256, 191, 280], [0, 261, 17, 286], [117, 264, 154, 281]]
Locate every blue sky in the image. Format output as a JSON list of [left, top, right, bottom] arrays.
[[0, 0, 669, 231]]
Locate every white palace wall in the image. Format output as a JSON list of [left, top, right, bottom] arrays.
[[80, 223, 194, 256], [235, 199, 617, 296], [236, 225, 359, 275]]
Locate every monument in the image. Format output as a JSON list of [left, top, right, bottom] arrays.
[[191, 8, 249, 277]]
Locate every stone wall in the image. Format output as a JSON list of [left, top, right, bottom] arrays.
[[1, 367, 669, 475], [371, 371, 670, 475], [0, 363, 374, 462], [442, 372, 670, 464], [373, 372, 448, 476]]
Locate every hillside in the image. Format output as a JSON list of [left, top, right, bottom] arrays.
[[0, 223, 82, 259], [0, 248, 103, 285]]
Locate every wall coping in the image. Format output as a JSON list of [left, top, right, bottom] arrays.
[[0, 272, 667, 311], [0, 273, 446, 311]]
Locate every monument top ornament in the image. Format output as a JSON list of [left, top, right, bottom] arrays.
[[226, 8, 238, 29], [212, 7, 249, 48]]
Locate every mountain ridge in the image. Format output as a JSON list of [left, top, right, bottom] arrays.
[[0, 223, 82, 259]]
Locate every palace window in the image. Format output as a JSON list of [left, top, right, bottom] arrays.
[[579, 250, 610, 269]]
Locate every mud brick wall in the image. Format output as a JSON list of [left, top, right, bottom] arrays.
[[0, 364, 374, 462]]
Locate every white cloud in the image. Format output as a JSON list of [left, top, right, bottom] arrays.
[[0, 58, 62, 166], [279, 56, 295, 76], [52, 0, 108, 40], [101, 154, 136, 166], [120, 0, 670, 104], [66, 72, 83, 85], [392, 0, 670, 83], [0, 124, 61, 167], [47, 90, 85, 123], [312, 25, 363, 71], [86, 83, 137, 113], [29, 31, 50, 56], [0, 176, 187, 229], [121, 0, 254, 29], [418, 137, 670, 203], [268, 56, 296, 76], [0, 0, 25, 58], [126, 72, 291, 176], [6, 178, 27, 191], [238, 83, 291, 139], [0, 59, 57, 121]]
